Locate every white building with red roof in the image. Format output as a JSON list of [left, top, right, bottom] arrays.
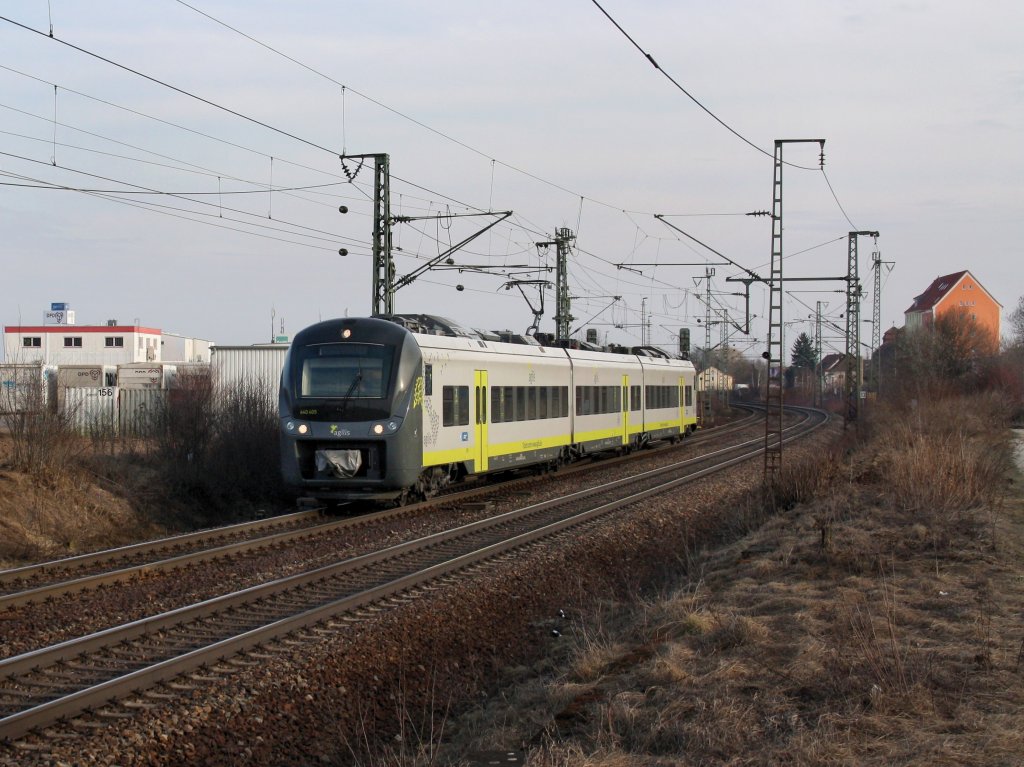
[[3, 304, 211, 366]]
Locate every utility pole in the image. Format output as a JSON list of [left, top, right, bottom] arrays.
[[845, 230, 879, 427], [871, 242, 894, 398], [815, 301, 824, 408], [340, 153, 393, 316], [539, 228, 577, 339], [694, 267, 715, 426], [765, 139, 826, 484], [704, 269, 714, 364], [348, 152, 514, 316], [640, 297, 649, 346]]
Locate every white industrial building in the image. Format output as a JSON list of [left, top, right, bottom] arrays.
[[4, 323, 163, 366], [4, 317, 211, 366], [160, 331, 212, 363]]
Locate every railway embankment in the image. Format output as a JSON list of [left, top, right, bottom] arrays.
[[1, 393, 1020, 765], [436, 391, 1024, 766]]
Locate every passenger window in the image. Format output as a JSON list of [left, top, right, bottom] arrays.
[[442, 385, 470, 427], [491, 386, 503, 423]]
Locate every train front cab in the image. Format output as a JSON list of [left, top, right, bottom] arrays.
[[279, 318, 424, 503]]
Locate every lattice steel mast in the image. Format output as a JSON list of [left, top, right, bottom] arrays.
[[552, 228, 576, 339], [871, 242, 894, 396], [845, 230, 879, 426], [765, 139, 825, 483]]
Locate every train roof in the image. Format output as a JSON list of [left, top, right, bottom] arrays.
[[378, 314, 479, 338], [379, 314, 685, 359]]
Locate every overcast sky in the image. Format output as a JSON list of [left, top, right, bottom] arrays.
[[2, 1, 1021, 360]]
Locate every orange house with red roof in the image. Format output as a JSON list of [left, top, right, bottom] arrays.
[[904, 270, 1001, 347]]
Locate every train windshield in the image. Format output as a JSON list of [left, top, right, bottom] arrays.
[[296, 343, 393, 399]]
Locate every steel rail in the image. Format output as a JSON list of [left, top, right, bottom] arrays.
[[0, 410, 759, 608], [0, 509, 325, 587], [0, 411, 805, 677], [0, 407, 826, 742]]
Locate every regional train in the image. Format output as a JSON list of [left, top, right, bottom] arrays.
[[279, 314, 698, 506]]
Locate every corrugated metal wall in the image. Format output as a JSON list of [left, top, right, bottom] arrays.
[[0, 365, 57, 413], [64, 387, 118, 436], [119, 389, 167, 436], [62, 387, 166, 436], [210, 346, 288, 408], [58, 346, 287, 435]]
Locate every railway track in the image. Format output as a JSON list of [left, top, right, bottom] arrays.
[[0, 405, 826, 743], [0, 509, 327, 601], [0, 408, 761, 611]]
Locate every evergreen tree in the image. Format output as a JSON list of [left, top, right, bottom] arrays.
[[790, 332, 817, 369]]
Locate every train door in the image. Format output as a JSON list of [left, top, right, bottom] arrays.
[[679, 378, 685, 434], [622, 375, 630, 446], [474, 369, 488, 472]]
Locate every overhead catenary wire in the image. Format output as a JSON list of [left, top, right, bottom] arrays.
[[1, 17, 828, 283], [1, 7, 865, 352], [0, 154, 368, 251], [0, 89, 550, 267], [589, 1, 866, 226], [589, 0, 817, 171], [0, 15, 338, 155]]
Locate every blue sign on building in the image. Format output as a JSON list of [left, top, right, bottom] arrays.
[[50, 302, 68, 311]]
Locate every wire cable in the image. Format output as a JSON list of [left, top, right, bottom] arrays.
[[590, 0, 818, 171]]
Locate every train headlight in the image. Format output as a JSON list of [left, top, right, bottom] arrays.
[[298, 423, 309, 435], [285, 421, 295, 432], [369, 418, 401, 436]]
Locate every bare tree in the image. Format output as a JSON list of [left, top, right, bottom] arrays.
[[894, 308, 997, 397], [1008, 295, 1024, 348]]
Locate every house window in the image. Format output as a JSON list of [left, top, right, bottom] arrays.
[[22, 337, 41, 348], [63, 337, 82, 348], [105, 337, 125, 348]]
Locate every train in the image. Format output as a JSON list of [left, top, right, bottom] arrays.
[[279, 314, 698, 506]]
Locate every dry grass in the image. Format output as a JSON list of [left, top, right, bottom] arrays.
[[434, 393, 1024, 766], [0, 437, 166, 566], [0, 377, 287, 566]]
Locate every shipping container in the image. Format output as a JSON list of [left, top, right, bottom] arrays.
[[119, 388, 167, 436], [64, 386, 119, 435], [117, 363, 177, 390], [0, 363, 57, 414]]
